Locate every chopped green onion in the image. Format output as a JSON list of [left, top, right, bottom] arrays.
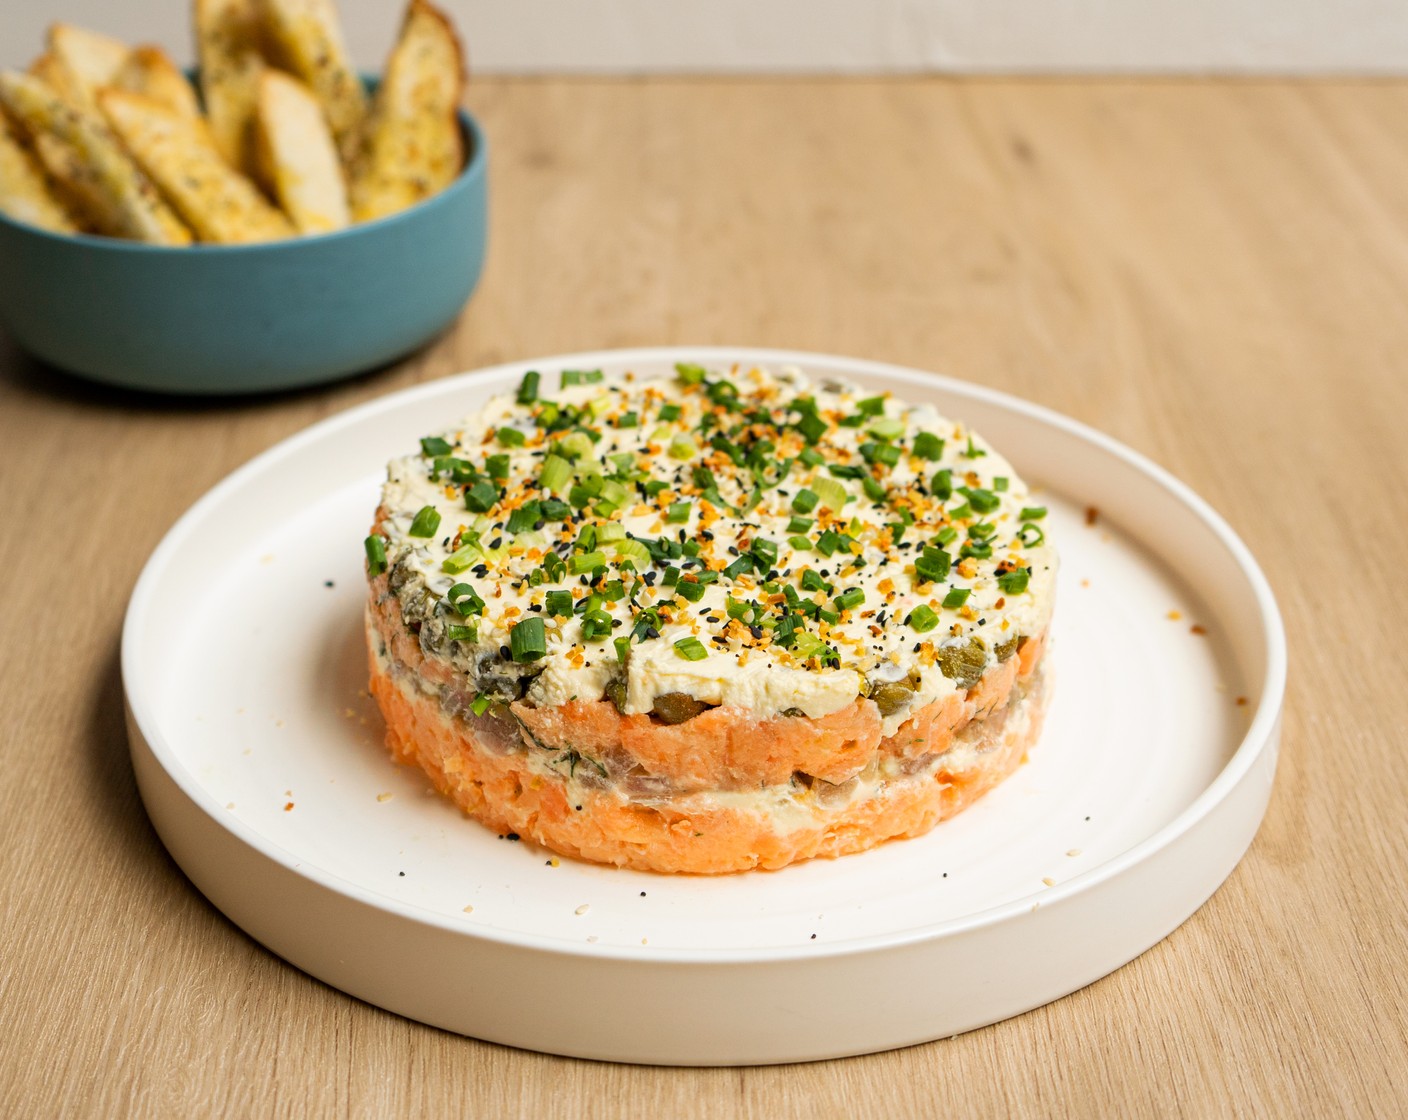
[[675, 362, 707, 384], [408, 505, 441, 538], [673, 637, 708, 661], [907, 604, 939, 632], [617, 411, 639, 428], [539, 497, 571, 521], [833, 587, 865, 611], [723, 557, 752, 580], [813, 477, 847, 512], [963, 434, 986, 459], [539, 455, 572, 494], [800, 569, 832, 594], [614, 636, 631, 662], [997, 568, 1031, 595], [913, 432, 945, 461], [868, 418, 904, 441], [855, 395, 886, 417], [1017, 523, 1046, 547], [420, 436, 453, 457], [787, 516, 814, 534], [447, 583, 485, 616], [464, 481, 499, 513], [662, 565, 681, 587], [509, 617, 548, 662], [1020, 506, 1048, 521], [797, 412, 828, 444], [725, 597, 753, 621], [792, 489, 819, 514], [750, 537, 779, 571], [470, 694, 492, 717], [963, 487, 1001, 514], [496, 426, 526, 448], [516, 370, 540, 404], [485, 454, 511, 482], [364, 535, 387, 576], [441, 541, 479, 574], [668, 435, 697, 460], [556, 431, 594, 461], [545, 590, 574, 617], [445, 623, 476, 642], [506, 502, 542, 533], [580, 611, 613, 641], [931, 468, 953, 500], [614, 538, 653, 567], [569, 550, 606, 575], [658, 403, 682, 422], [667, 502, 691, 524], [788, 535, 812, 551], [942, 587, 970, 609], [561, 369, 603, 387], [994, 476, 1009, 492], [676, 579, 706, 603], [861, 476, 886, 503], [915, 547, 952, 583]]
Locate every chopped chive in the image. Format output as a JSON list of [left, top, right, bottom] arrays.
[[408, 505, 441, 538], [516, 370, 540, 404], [907, 604, 939, 633], [569, 551, 606, 575], [942, 587, 970, 609], [673, 637, 708, 661], [364, 535, 387, 576], [833, 587, 865, 611], [913, 432, 945, 461], [509, 617, 547, 662]]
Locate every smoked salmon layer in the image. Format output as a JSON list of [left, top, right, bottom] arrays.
[[367, 613, 1051, 874]]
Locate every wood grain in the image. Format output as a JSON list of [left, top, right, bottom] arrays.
[[2, 77, 1405, 1118]]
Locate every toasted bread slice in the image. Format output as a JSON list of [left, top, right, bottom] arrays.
[[47, 24, 130, 101], [0, 70, 190, 244], [111, 45, 203, 123], [253, 70, 348, 234], [351, 0, 464, 223], [0, 114, 79, 233], [28, 50, 94, 111], [259, 0, 368, 165], [100, 88, 292, 243], [194, 0, 264, 175]]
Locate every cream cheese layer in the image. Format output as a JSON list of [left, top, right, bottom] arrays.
[[370, 362, 1056, 729]]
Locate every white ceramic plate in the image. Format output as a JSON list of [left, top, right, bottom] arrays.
[[123, 348, 1285, 1065]]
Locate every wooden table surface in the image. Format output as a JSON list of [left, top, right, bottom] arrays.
[[3, 78, 1406, 1118]]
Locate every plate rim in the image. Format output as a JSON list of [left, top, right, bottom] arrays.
[[122, 346, 1287, 965]]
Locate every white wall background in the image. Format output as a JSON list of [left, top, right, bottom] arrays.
[[3, 0, 1406, 74]]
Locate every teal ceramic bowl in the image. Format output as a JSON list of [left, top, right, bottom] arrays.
[[0, 106, 486, 395]]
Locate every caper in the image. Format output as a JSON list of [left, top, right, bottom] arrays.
[[996, 636, 1019, 663], [937, 637, 988, 691], [604, 678, 628, 713], [870, 680, 915, 717], [652, 692, 708, 724], [781, 707, 807, 718]]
